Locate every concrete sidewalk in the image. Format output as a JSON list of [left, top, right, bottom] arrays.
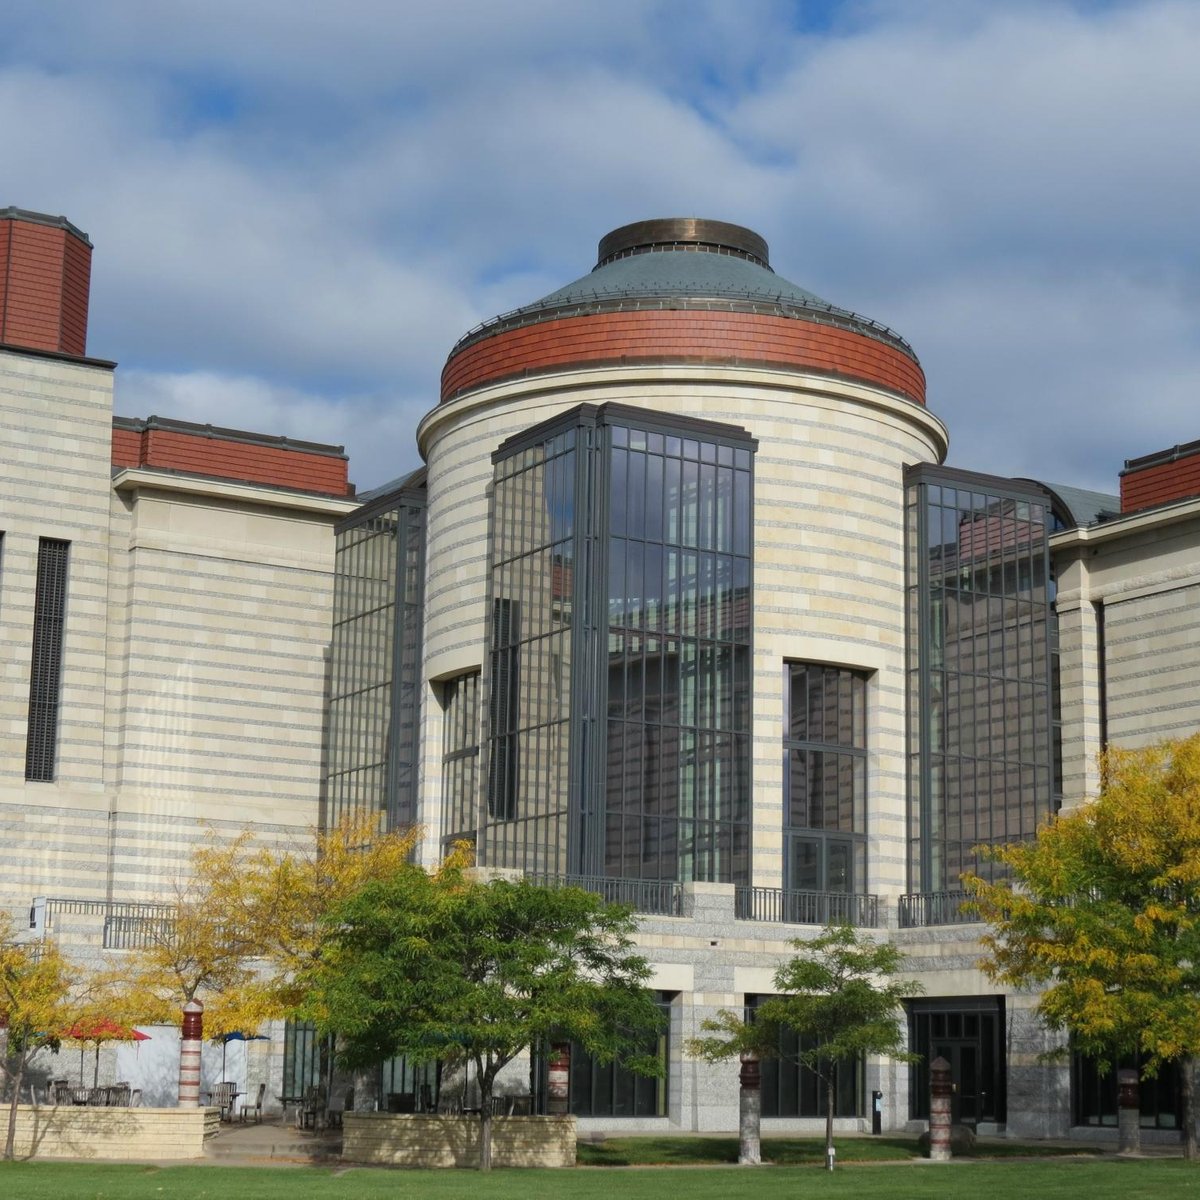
[[201, 1117, 343, 1167]]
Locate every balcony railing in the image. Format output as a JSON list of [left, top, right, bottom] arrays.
[[529, 875, 684, 917], [734, 886, 879, 928], [897, 890, 978, 928], [32, 897, 174, 949]]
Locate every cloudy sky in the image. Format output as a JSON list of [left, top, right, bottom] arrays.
[[3, 0, 1197, 494]]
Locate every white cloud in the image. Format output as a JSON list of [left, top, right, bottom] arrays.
[[2, 0, 1197, 493]]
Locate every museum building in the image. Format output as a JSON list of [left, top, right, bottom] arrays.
[[4, 206, 1200, 1136]]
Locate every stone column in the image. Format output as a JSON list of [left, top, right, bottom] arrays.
[[547, 1044, 570, 1115], [1117, 1068, 1140, 1155], [179, 999, 203, 1108], [929, 1055, 952, 1161], [738, 1051, 761, 1165]]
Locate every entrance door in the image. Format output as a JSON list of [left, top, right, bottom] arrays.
[[907, 998, 1005, 1127], [932, 1040, 979, 1125]]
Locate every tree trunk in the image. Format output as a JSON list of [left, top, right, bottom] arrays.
[[1183, 1055, 1198, 1161], [825, 1075, 835, 1169], [477, 1060, 494, 1172], [4, 1051, 26, 1162]]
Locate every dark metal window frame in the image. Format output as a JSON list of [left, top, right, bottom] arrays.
[[440, 670, 481, 849], [746, 994, 863, 1118], [25, 537, 69, 782], [906, 994, 1006, 1124], [904, 464, 1058, 896], [325, 477, 426, 830], [783, 663, 869, 896], [483, 403, 756, 885]]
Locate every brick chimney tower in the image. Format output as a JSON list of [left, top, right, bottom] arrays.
[[0, 207, 93, 357]]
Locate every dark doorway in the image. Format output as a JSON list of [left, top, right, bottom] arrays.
[[908, 996, 1006, 1127]]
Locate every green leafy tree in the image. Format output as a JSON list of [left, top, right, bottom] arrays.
[[123, 814, 423, 1039], [306, 866, 664, 1171], [0, 915, 76, 1160], [966, 733, 1200, 1159], [690, 924, 920, 1165]]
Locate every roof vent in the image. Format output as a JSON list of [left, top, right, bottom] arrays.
[[596, 218, 770, 270]]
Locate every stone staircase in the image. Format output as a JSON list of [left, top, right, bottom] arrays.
[[203, 1120, 342, 1165]]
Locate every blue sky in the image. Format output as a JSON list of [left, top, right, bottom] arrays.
[[3, 0, 1197, 494]]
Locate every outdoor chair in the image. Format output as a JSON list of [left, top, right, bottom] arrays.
[[212, 1081, 237, 1121], [296, 1085, 323, 1130], [52, 1080, 71, 1106], [241, 1081, 266, 1124], [326, 1086, 354, 1129], [129, 1089, 142, 1108], [108, 1083, 131, 1106]]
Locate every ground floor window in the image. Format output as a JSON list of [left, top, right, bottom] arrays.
[[907, 996, 1005, 1126], [282, 1019, 324, 1102], [747, 995, 861, 1117], [1073, 1051, 1181, 1129], [537, 991, 672, 1117], [380, 1055, 441, 1112]]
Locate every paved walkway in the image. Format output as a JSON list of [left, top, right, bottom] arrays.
[[202, 1117, 343, 1167]]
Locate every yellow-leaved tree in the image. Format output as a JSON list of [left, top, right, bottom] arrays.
[[0, 914, 78, 1160], [124, 814, 424, 1037], [966, 732, 1200, 1159]]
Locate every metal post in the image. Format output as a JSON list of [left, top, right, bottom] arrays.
[[872, 1088, 883, 1135], [1117, 1068, 1140, 1155], [179, 999, 203, 1108], [929, 1055, 952, 1160], [738, 1051, 761, 1165]]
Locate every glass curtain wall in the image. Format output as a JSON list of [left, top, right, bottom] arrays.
[[905, 467, 1056, 893], [484, 424, 580, 874], [604, 422, 754, 885], [440, 671, 481, 852], [325, 476, 426, 830], [483, 403, 755, 884]]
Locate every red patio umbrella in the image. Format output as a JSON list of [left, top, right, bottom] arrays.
[[64, 1018, 151, 1087]]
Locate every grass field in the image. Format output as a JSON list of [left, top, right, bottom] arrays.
[[575, 1134, 1101, 1164], [0, 1158, 1193, 1200]]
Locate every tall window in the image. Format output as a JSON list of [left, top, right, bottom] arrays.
[[487, 599, 519, 819], [483, 404, 755, 884], [541, 991, 673, 1118], [604, 422, 754, 885], [905, 468, 1056, 893], [748, 995, 860, 1118], [282, 1019, 324, 1100], [441, 671, 481, 851], [25, 537, 69, 782], [783, 664, 867, 898], [1073, 1049, 1180, 1130], [325, 482, 425, 829]]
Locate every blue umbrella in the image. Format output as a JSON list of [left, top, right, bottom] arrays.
[[217, 1030, 269, 1079]]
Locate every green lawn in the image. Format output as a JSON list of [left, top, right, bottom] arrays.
[[576, 1134, 1100, 1165], [1, 1159, 1194, 1200]]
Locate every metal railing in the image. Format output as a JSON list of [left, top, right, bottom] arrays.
[[32, 897, 175, 949], [897, 890, 978, 928], [529, 874, 684, 917], [734, 886, 879, 928]]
